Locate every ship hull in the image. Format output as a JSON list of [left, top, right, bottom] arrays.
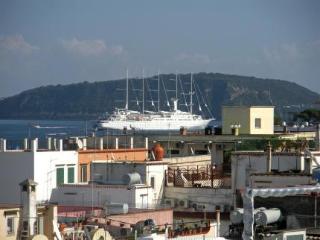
[[98, 119, 213, 132]]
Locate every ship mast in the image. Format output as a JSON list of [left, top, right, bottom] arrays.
[[142, 69, 145, 115], [158, 70, 160, 112], [125, 69, 129, 110], [175, 72, 178, 100], [190, 72, 193, 114]]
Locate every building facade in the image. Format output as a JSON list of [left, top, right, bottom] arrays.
[[222, 106, 274, 135]]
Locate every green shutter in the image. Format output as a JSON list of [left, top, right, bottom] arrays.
[[56, 168, 64, 186], [68, 167, 75, 183]]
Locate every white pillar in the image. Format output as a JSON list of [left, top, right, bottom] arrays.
[[145, 137, 148, 149], [59, 139, 63, 152], [47, 137, 52, 150], [0, 139, 6, 152], [115, 138, 119, 149], [99, 137, 104, 150], [83, 138, 87, 150], [23, 138, 28, 150], [31, 138, 38, 152], [130, 137, 134, 149]]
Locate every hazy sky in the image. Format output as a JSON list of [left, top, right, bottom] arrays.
[[0, 0, 320, 97]]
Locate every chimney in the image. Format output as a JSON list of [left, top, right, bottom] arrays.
[[266, 141, 272, 172], [19, 179, 38, 237], [316, 123, 320, 151], [99, 137, 104, 150], [130, 137, 134, 149], [23, 138, 28, 150], [59, 139, 63, 151], [31, 138, 38, 152], [83, 138, 87, 150], [47, 137, 52, 150], [115, 137, 119, 149], [0, 138, 6, 152]]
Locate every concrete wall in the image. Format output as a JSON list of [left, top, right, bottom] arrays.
[[249, 107, 274, 134], [164, 187, 233, 212], [91, 162, 146, 183], [34, 151, 78, 202], [146, 164, 168, 205], [222, 106, 274, 135], [0, 150, 78, 204], [106, 208, 173, 228], [164, 155, 211, 168], [90, 161, 167, 206], [50, 184, 154, 208], [0, 151, 34, 203], [78, 148, 148, 181], [231, 152, 307, 192], [222, 106, 250, 135], [251, 174, 313, 188]]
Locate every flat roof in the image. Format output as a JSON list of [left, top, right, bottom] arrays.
[[222, 105, 274, 108]]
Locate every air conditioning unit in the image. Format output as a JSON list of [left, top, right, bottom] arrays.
[[178, 199, 189, 208], [196, 204, 206, 211], [164, 199, 175, 207]]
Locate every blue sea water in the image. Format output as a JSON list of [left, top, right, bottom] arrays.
[[0, 119, 96, 150]]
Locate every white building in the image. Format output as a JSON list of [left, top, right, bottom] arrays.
[[50, 184, 154, 209], [50, 160, 168, 209], [231, 150, 320, 206], [0, 138, 78, 204]]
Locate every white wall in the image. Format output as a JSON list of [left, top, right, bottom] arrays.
[[34, 151, 78, 202], [50, 184, 154, 208], [232, 152, 306, 191], [0, 151, 34, 204], [0, 149, 78, 204], [164, 187, 233, 212], [90, 162, 168, 206], [251, 175, 313, 188], [146, 163, 168, 205]]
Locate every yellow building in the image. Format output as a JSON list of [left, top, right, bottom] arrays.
[[222, 106, 274, 135]]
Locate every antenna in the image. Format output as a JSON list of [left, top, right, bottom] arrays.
[[125, 69, 129, 110]]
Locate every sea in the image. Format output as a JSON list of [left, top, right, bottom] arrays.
[[0, 119, 97, 150]]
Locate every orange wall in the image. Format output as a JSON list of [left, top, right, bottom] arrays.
[[78, 148, 148, 182]]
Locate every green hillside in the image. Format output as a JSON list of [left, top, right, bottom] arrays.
[[0, 73, 319, 120]]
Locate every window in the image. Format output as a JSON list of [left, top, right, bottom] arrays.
[[68, 167, 75, 183], [56, 168, 64, 186], [6, 217, 14, 235], [255, 118, 261, 129], [151, 177, 155, 189], [80, 164, 87, 182], [286, 235, 304, 240]]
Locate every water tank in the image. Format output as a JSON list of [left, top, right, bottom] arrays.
[[28, 235, 48, 240], [122, 172, 141, 185], [104, 202, 129, 215], [255, 208, 281, 226], [230, 208, 244, 224], [230, 208, 267, 224], [312, 168, 320, 182]]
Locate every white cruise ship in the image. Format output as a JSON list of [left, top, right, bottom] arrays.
[[97, 72, 214, 132]]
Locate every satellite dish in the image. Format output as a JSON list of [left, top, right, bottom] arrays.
[[77, 139, 83, 149]]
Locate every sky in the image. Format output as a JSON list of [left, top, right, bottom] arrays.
[[0, 0, 320, 98]]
